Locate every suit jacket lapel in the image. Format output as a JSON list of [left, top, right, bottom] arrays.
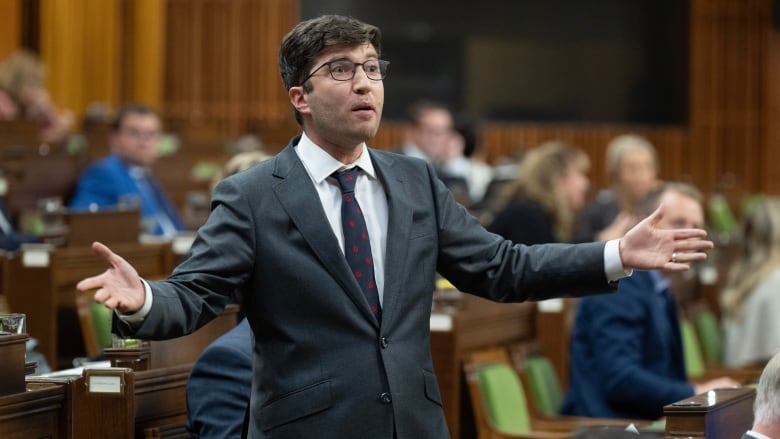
[[272, 142, 379, 326], [370, 151, 412, 328]]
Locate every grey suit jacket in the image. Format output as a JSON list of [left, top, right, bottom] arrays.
[[117, 136, 614, 439]]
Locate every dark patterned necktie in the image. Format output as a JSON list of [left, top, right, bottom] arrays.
[[333, 168, 381, 321]]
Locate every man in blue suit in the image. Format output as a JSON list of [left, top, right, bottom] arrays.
[[186, 318, 252, 439], [68, 103, 185, 238], [562, 182, 738, 420], [77, 16, 715, 439]]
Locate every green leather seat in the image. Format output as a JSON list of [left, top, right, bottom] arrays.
[[91, 301, 113, 350], [693, 309, 723, 365], [681, 319, 705, 378], [524, 355, 564, 417], [477, 363, 532, 434]]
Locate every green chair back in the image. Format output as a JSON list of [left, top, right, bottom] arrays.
[[524, 355, 564, 417], [680, 319, 705, 378], [477, 364, 532, 434], [693, 310, 723, 365], [91, 302, 113, 349]]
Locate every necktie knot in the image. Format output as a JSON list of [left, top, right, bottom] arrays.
[[333, 168, 360, 194]]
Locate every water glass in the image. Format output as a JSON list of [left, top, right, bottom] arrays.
[[0, 313, 26, 335]]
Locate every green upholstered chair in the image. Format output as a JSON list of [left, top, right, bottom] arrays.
[[91, 301, 113, 350], [680, 319, 705, 379], [76, 289, 114, 358], [523, 355, 564, 418], [477, 363, 533, 435], [693, 309, 723, 365]]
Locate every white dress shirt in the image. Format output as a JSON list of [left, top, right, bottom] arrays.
[[294, 133, 388, 305]]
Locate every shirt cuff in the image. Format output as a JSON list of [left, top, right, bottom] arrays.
[[604, 239, 633, 282], [115, 279, 153, 324]]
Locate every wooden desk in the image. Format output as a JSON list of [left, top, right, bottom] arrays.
[[430, 293, 535, 439], [664, 386, 755, 438], [0, 382, 65, 438], [3, 242, 175, 368], [27, 368, 136, 439], [106, 305, 239, 438]]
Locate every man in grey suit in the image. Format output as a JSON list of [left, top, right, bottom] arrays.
[[744, 350, 780, 438], [77, 15, 713, 439]]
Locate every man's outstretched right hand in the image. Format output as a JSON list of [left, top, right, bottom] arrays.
[[76, 241, 146, 314]]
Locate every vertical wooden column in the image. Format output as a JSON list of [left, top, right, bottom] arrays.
[[39, 0, 123, 121], [125, 0, 166, 110], [0, 0, 22, 60], [764, 23, 780, 195], [163, 0, 299, 136], [688, 0, 771, 200]]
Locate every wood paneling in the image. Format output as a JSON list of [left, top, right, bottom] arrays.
[[689, 0, 771, 200], [126, 0, 166, 111], [765, 31, 780, 195], [0, 0, 22, 60], [477, 122, 689, 191], [22, 0, 778, 203], [39, 0, 123, 121], [163, 0, 298, 136]]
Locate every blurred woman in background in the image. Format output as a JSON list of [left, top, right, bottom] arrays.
[[721, 197, 780, 367], [0, 49, 73, 143], [573, 134, 659, 242], [487, 140, 590, 244]]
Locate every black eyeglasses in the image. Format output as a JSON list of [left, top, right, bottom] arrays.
[[300, 59, 390, 85]]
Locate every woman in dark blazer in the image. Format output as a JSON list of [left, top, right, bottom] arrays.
[[488, 141, 590, 244]]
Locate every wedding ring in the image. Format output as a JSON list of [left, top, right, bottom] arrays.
[[671, 252, 677, 263]]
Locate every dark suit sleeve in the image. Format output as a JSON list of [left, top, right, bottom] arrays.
[[186, 321, 253, 439], [116, 177, 254, 339], [426, 163, 613, 301], [581, 286, 694, 417]]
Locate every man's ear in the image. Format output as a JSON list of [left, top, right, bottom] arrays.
[[288, 86, 310, 116]]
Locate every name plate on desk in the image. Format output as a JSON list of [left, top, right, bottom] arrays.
[[20, 243, 53, 267], [430, 313, 453, 332], [85, 369, 125, 394]]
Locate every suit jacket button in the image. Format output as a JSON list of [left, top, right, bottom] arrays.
[[380, 392, 392, 404], [380, 337, 389, 349]]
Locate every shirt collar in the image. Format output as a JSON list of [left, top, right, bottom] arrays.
[[648, 269, 671, 296], [296, 132, 377, 184], [746, 431, 772, 439], [127, 164, 151, 180]]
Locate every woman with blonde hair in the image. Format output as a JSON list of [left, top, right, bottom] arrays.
[[487, 140, 590, 244], [721, 197, 780, 367], [0, 49, 73, 143], [573, 133, 659, 242]]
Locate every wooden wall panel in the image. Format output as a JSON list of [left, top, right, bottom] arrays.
[[163, 0, 298, 136], [22, 0, 777, 201], [689, 0, 771, 201], [126, 0, 166, 110], [0, 0, 22, 60], [477, 123, 689, 192], [764, 31, 780, 195], [39, 0, 123, 122]]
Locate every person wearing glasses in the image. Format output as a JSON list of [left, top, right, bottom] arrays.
[[68, 103, 185, 238], [77, 15, 713, 438]]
